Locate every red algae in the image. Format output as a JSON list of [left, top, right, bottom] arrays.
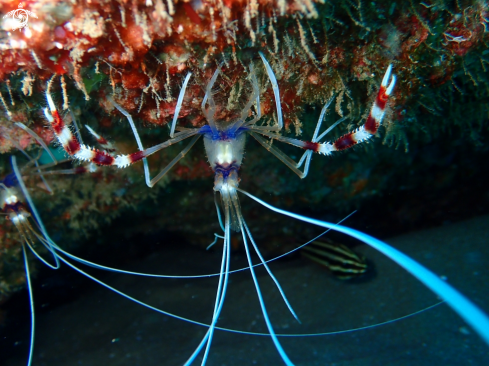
[[0, 0, 486, 151]]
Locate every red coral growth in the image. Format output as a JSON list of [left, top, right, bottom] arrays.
[[396, 15, 429, 55], [0, 0, 486, 156], [443, 16, 484, 57]]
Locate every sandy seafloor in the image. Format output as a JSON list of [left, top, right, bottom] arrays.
[[2, 214, 489, 366]]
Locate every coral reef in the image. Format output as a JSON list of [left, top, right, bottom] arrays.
[[0, 0, 487, 145], [0, 0, 488, 306]]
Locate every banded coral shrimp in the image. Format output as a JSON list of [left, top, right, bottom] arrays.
[[0, 138, 77, 366], [34, 51, 489, 365]]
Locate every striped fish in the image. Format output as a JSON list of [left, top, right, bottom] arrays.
[[301, 239, 367, 280]]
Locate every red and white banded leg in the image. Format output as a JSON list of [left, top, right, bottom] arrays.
[[85, 125, 116, 153], [329, 64, 396, 153], [249, 64, 396, 178], [43, 92, 115, 166], [44, 88, 201, 179], [44, 90, 147, 167]]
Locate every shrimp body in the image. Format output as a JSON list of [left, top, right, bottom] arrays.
[[1, 175, 35, 243], [40, 52, 489, 365]]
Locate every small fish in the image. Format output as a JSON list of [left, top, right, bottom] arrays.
[[301, 239, 367, 280]]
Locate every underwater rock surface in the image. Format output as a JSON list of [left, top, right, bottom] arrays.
[[0, 1, 488, 364], [2, 214, 489, 365], [1, 0, 489, 302]]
